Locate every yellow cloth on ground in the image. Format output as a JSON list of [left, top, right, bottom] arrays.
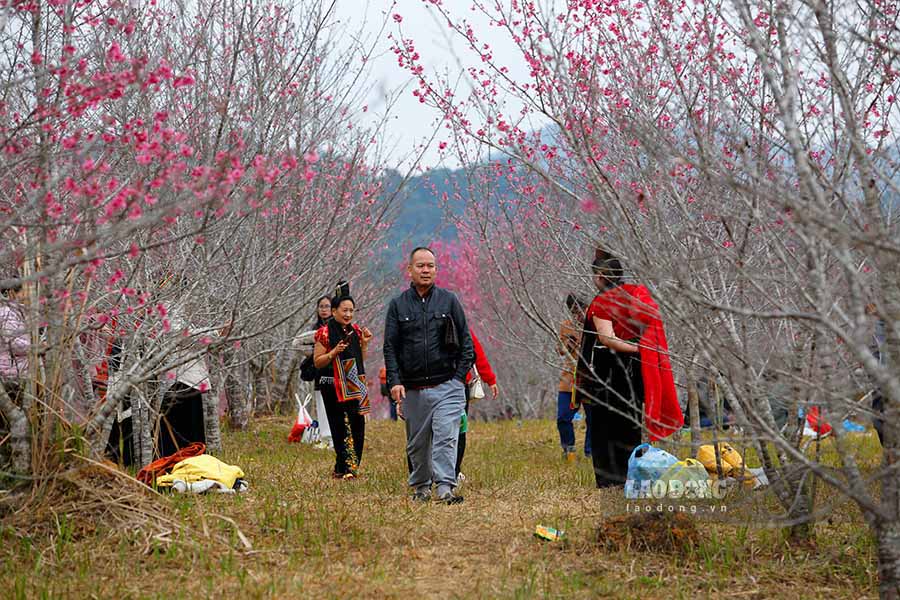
[[155, 455, 245, 489]]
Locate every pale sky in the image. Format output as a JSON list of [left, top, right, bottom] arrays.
[[330, 0, 541, 171]]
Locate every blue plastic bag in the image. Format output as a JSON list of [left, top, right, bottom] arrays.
[[842, 419, 866, 433], [625, 443, 678, 499]]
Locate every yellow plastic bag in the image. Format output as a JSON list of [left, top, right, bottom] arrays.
[[697, 443, 743, 477]]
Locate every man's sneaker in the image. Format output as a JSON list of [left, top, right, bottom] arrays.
[[411, 489, 431, 503], [565, 451, 576, 463], [438, 490, 464, 505]]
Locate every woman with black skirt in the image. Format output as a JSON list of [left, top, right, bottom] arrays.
[[576, 257, 682, 488]]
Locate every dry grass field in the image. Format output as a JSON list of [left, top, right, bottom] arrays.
[[0, 418, 881, 599]]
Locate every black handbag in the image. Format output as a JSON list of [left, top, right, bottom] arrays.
[[443, 314, 460, 352], [299, 355, 317, 382]]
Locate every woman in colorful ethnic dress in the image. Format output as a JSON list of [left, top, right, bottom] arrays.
[[313, 294, 373, 479], [576, 257, 683, 487]]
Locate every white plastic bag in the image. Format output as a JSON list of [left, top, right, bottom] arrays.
[[289, 394, 314, 442], [469, 366, 486, 400], [315, 391, 333, 443], [301, 421, 321, 444]]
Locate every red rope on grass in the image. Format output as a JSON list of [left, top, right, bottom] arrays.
[[137, 442, 206, 486]]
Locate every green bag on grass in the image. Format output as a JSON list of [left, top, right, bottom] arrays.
[[660, 458, 711, 499]]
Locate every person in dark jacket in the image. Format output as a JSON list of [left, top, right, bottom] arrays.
[[384, 247, 474, 504]]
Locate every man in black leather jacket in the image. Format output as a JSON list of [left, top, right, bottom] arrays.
[[384, 247, 474, 504]]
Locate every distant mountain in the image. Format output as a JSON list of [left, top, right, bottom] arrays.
[[380, 164, 516, 253], [362, 169, 456, 295], [380, 168, 461, 251]]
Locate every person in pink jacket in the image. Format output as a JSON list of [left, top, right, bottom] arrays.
[[0, 279, 29, 404]]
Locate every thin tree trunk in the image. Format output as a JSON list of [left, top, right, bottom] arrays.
[[788, 330, 821, 543], [202, 391, 221, 452], [876, 260, 900, 598], [876, 519, 900, 600], [249, 358, 269, 414], [97, 412, 115, 458], [710, 379, 725, 479], [783, 458, 817, 545], [227, 373, 251, 430], [222, 348, 251, 430], [131, 382, 154, 468], [268, 351, 288, 414], [0, 384, 30, 475], [280, 351, 302, 410], [129, 386, 145, 468], [686, 365, 702, 458]]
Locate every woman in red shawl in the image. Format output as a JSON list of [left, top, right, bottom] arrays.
[[576, 257, 683, 487]]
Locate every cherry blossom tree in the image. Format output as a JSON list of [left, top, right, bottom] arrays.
[[394, 0, 900, 594], [0, 0, 403, 476]]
